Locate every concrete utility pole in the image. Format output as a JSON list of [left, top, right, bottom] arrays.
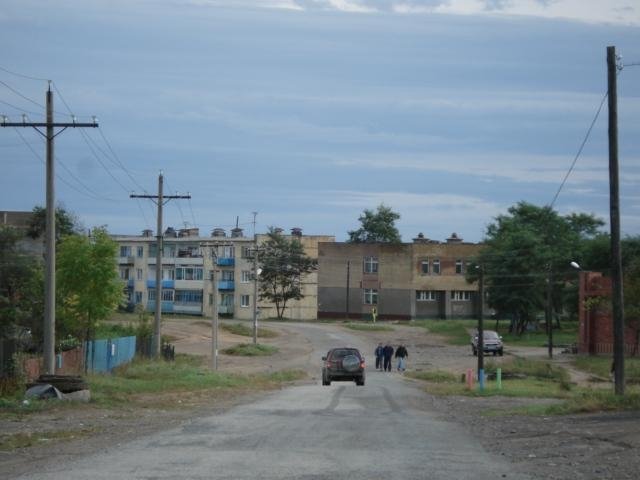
[[607, 45, 625, 395], [252, 212, 259, 345], [131, 172, 190, 358], [477, 266, 485, 391], [1, 84, 98, 374], [346, 260, 351, 320], [546, 266, 553, 359]]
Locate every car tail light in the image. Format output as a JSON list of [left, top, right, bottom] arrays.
[[360, 360, 365, 369]]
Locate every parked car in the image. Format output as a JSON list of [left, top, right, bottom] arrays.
[[471, 330, 504, 356], [322, 347, 365, 386]]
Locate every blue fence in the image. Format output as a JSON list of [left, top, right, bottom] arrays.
[[84, 336, 137, 373]]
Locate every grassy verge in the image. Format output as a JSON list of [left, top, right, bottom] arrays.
[[494, 320, 578, 347], [343, 322, 394, 332], [220, 323, 278, 338], [413, 319, 476, 345], [0, 355, 304, 414], [222, 344, 279, 356], [573, 356, 640, 384], [0, 428, 98, 451]]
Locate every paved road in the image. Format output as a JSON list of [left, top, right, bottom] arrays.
[[15, 324, 530, 480]]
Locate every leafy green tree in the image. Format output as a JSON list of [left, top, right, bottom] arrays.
[[258, 228, 317, 319], [0, 226, 43, 341], [468, 202, 604, 334], [27, 204, 83, 241], [347, 204, 401, 244], [56, 227, 124, 342]]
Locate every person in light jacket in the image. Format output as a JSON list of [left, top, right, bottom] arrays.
[[395, 344, 408, 372]]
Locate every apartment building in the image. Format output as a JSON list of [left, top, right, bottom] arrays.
[[317, 233, 485, 320], [114, 227, 333, 320]]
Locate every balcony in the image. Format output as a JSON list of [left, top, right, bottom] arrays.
[[218, 305, 234, 315], [146, 279, 175, 289], [217, 280, 235, 290], [217, 257, 235, 267]]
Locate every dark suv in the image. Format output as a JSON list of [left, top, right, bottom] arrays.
[[322, 347, 365, 386], [471, 330, 504, 356]]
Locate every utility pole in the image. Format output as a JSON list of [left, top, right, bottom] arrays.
[[346, 260, 351, 320], [131, 172, 190, 358], [607, 45, 625, 395], [1, 84, 98, 374], [477, 266, 485, 391], [252, 212, 259, 345], [546, 266, 553, 359]]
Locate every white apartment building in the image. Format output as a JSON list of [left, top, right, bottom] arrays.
[[113, 226, 333, 321]]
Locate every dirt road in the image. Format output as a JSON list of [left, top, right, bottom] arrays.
[[2, 319, 640, 479]]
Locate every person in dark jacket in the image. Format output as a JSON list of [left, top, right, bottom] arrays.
[[382, 343, 394, 372], [395, 344, 408, 371], [374, 343, 384, 371]]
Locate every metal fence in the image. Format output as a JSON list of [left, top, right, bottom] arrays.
[[84, 336, 137, 373]]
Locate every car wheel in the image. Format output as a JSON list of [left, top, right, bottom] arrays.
[[499, 349, 504, 356], [355, 377, 365, 386], [493, 351, 497, 356], [472, 348, 477, 356]]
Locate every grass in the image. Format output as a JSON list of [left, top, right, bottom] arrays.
[[220, 323, 279, 338], [413, 319, 477, 345], [343, 322, 394, 332], [573, 356, 640, 384], [222, 343, 279, 356], [0, 429, 97, 451], [406, 370, 458, 383]]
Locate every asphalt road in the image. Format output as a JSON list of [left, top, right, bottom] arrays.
[[15, 325, 531, 480]]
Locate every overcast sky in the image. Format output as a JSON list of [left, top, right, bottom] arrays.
[[1, 0, 639, 242]]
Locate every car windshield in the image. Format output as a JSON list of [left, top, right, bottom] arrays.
[[484, 332, 499, 340]]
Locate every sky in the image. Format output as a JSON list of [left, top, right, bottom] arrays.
[[1, 0, 639, 243]]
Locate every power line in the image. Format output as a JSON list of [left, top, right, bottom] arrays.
[[549, 91, 608, 208], [0, 79, 45, 109], [0, 65, 50, 82], [0, 99, 42, 116]]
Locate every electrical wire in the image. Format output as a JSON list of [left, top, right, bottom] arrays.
[[0, 99, 42, 117], [549, 90, 608, 208], [0, 79, 45, 109], [0, 65, 50, 82]]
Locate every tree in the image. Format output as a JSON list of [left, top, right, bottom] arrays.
[[468, 202, 604, 334], [27, 204, 83, 241], [347, 204, 401, 244], [56, 227, 124, 342], [258, 228, 317, 320], [0, 226, 43, 341]]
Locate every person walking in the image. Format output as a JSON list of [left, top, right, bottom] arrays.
[[382, 343, 394, 372], [374, 342, 384, 371], [395, 344, 408, 372]]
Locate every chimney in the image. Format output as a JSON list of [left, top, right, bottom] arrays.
[[291, 227, 302, 237], [446, 232, 463, 244], [274, 227, 284, 235], [142, 229, 153, 237], [231, 227, 243, 238], [211, 228, 226, 237], [164, 227, 177, 238]]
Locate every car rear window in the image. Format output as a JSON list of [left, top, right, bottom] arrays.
[[329, 349, 360, 360]]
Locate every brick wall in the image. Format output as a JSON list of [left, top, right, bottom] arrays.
[[21, 347, 85, 382], [578, 271, 640, 355]]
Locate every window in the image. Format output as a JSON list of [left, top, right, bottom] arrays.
[[221, 270, 234, 281], [451, 290, 471, 301], [174, 289, 202, 304], [148, 289, 174, 301], [421, 260, 429, 275], [364, 256, 378, 274], [416, 290, 437, 301], [137, 268, 143, 280], [455, 259, 464, 275], [222, 245, 235, 258], [221, 294, 234, 306], [432, 259, 441, 275], [241, 246, 252, 259], [137, 246, 144, 258], [175, 266, 203, 280], [134, 291, 143, 304], [241, 271, 251, 283], [119, 268, 130, 280], [363, 288, 378, 305], [241, 294, 250, 307], [119, 246, 132, 257]]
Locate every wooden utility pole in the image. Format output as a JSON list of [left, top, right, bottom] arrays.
[[607, 45, 625, 395], [546, 266, 553, 359], [252, 212, 259, 345], [477, 265, 485, 391], [131, 173, 190, 357], [1, 84, 98, 374]]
